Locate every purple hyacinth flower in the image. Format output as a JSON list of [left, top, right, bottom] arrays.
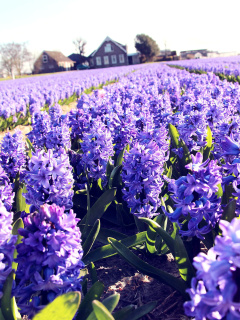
[[184, 218, 240, 320], [122, 139, 164, 218], [14, 203, 84, 319], [0, 129, 25, 180], [166, 152, 222, 239], [0, 165, 14, 211], [80, 117, 114, 186], [221, 136, 240, 156], [24, 148, 74, 210], [0, 201, 16, 300]]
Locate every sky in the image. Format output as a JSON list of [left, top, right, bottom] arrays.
[[1, 0, 240, 59]]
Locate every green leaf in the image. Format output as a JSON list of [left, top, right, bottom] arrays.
[[0, 309, 6, 320], [116, 147, 126, 167], [75, 281, 104, 320], [168, 123, 180, 149], [16, 184, 29, 213], [106, 161, 114, 179], [124, 301, 157, 320], [26, 137, 35, 153], [86, 294, 120, 320], [11, 218, 24, 275], [1, 272, 17, 320], [81, 189, 117, 226], [108, 238, 188, 296], [108, 165, 122, 189], [97, 179, 103, 191], [216, 183, 223, 198], [83, 232, 146, 265], [145, 215, 164, 254], [113, 306, 135, 320], [33, 292, 81, 320], [89, 262, 98, 284], [222, 199, 236, 222], [179, 139, 191, 165], [166, 165, 172, 179], [140, 218, 175, 254], [92, 300, 114, 320], [100, 294, 120, 313], [82, 220, 101, 257], [203, 126, 212, 161], [174, 233, 195, 284]]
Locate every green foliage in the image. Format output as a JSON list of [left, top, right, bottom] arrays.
[[75, 281, 104, 320], [108, 237, 188, 296], [82, 232, 146, 265], [0, 272, 19, 320], [135, 34, 159, 62], [32, 292, 81, 320]]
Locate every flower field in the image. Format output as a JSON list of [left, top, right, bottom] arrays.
[[168, 55, 240, 83], [1, 61, 240, 319]]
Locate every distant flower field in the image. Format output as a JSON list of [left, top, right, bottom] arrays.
[[1, 61, 240, 319]]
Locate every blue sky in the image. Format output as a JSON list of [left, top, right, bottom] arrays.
[[1, 0, 240, 58]]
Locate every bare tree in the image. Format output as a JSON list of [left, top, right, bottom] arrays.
[[73, 38, 87, 57], [0, 42, 31, 78]]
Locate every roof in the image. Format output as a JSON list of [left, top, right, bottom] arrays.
[[68, 53, 88, 64], [89, 36, 127, 57], [44, 51, 74, 63]]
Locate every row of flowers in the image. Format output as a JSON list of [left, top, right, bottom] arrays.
[[2, 62, 240, 319]]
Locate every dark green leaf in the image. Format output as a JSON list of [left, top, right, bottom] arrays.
[[108, 238, 188, 296], [26, 137, 35, 153], [108, 165, 122, 189], [124, 301, 157, 320], [81, 189, 117, 226], [174, 233, 195, 284], [33, 292, 81, 320], [11, 218, 24, 274], [75, 281, 104, 320], [89, 262, 98, 284], [166, 165, 172, 179], [83, 232, 146, 265], [83, 220, 101, 257], [116, 147, 126, 167], [1, 272, 17, 320], [222, 199, 236, 222], [0, 309, 6, 320], [113, 306, 135, 320], [140, 218, 175, 254]]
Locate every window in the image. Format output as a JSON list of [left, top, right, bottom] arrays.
[[90, 58, 94, 66], [119, 54, 125, 63], [104, 56, 109, 65], [104, 43, 113, 53], [96, 57, 102, 66], [111, 55, 117, 64], [42, 54, 48, 63]]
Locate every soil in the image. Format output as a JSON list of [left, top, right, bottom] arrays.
[[93, 245, 190, 320]]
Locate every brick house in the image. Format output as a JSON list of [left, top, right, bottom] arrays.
[[33, 51, 74, 74], [88, 36, 128, 69]]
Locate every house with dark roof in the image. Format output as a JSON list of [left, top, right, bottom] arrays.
[[33, 51, 74, 74], [88, 36, 128, 69], [67, 53, 89, 70]]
